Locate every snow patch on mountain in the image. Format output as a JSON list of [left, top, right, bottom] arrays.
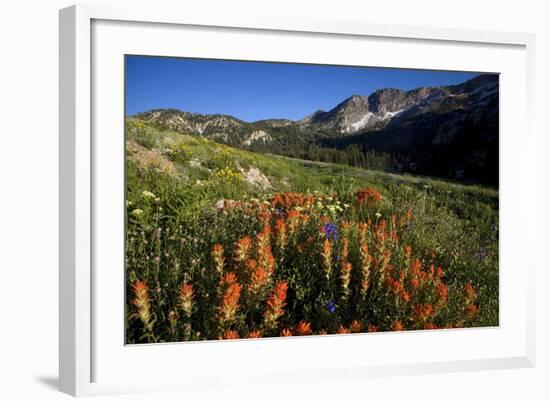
[[381, 109, 403, 120], [349, 113, 374, 132]]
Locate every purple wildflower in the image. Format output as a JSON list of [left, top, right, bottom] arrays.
[[324, 223, 338, 241]]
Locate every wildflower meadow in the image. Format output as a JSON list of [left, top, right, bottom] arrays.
[[125, 119, 498, 343]]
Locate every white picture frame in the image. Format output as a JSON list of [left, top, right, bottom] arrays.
[[59, 4, 536, 397]]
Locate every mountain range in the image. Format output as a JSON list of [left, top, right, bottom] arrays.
[[132, 74, 499, 184]]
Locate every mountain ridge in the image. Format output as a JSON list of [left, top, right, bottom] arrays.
[[131, 74, 499, 184]]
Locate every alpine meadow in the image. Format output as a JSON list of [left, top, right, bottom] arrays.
[[125, 56, 499, 344]]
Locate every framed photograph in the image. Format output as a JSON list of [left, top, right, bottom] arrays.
[[59, 4, 536, 396]]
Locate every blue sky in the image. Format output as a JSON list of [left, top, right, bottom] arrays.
[[125, 55, 479, 122]]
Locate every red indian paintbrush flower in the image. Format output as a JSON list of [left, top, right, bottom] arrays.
[[234, 236, 252, 264], [132, 280, 154, 332], [221, 271, 238, 286], [359, 244, 372, 295], [391, 321, 404, 331], [367, 324, 379, 333], [294, 320, 312, 336], [257, 245, 276, 275], [374, 219, 388, 246], [411, 259, 422, 275], [350, 320, 362, 333], [437, 282, 448, 305], [337, 325, 351, 335], [212, 243, 225, 275], [400, 290, 411, 303], [179, 282, 194, 318], [264, 281, 288, 329], [355, 187, 382, 206], [414, 303, 435, 322], [464, 282, 477, 301], [220, 329, 240, 340], [247, 330, 262, 339], [340, 262, 353, 299], [466, 303, 479, 317], [321, 239, 333, 281], [358, 222, 368, 246], [219, 275, 242, 326], [256, 225, 271, 255], [464, 282, 478, 319], [286, 209, 302, 237], [274, 218, 288, 251], [403, 245, 413, 265], [281, 328, 293, 337], [247, 258, 273, 295], [340, 238, 349, 262]]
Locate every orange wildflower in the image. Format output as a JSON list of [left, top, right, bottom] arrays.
[[264, 281, 288, 329], [374, 219, 388, 245], [437, 282, 448, 304], [466, 303, 479, 317], [405, 209, 412, 224], [379, 250, 392, 285], [219, 278, 242, 325], [247, 330, 262, 339], [464, 283, 477, 301], [350, 320, 362, 333], [286, 209, 302, 236], [274, 218, 288, 251], [411, 259, 422, 276], [337, 325, 351, 335], [281, 328, 293, 337], [411, 277, 420, 290], [257, 245, 276, 274], [340, 238, 349, 262], [271, 192, 312, 209], [132, 280, 153, 332], [256, 225, 271, 254], [179, 282, 194, 318], [257, 211, 272, 226], [414, 303, 435, 322], [391, 320, 404, 331], [211, 243, 225, 275], [390, 214, 399, 242], [403, 245, 412, 264], [367, 324, 379, 333], [294, 321, 313, 336], [221, 271, 238, 286], [234, 236, 252, 264], [358, 222, 369, 245], [220, 329, 240, 340], [247, 258, 273, 295], [341, 222, 351, 238], [359, 244, 372, 295], [356, 187, 382, 206], [321, 239, 333, 280], [340, 262, 353, 299]]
